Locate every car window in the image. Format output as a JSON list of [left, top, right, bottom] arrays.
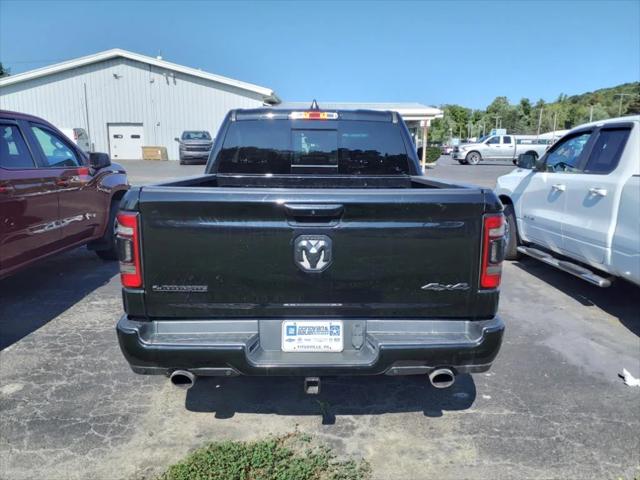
[[503, 136, 512, 144], [182, 131, 211, 140], [583, 128, 630, 174], [544, 132, 592, 173], [30, 125, 81, 168], [486, 136, 499, 144], [0, 125, 36, 169], [338, 121, 410, 174], [216, 120, 410, 175]]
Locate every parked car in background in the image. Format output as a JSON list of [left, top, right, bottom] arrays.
[[496, 115, 640, 287], [116, 107, 505, 394], [175, 130, 213, 165], [0, 110, 129, 279], [441, 144, 453, 155], [453, 134, 552, 165], [60, 127, 91, 153]]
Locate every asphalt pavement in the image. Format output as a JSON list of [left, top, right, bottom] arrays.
[[1, 157, 639, 480]]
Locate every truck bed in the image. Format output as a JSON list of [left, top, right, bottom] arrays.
[[121, 173, 498, 321]]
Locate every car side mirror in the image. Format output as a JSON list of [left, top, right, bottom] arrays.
[[89, 152, 111, 169], [516, 153, 536, 169], [534, 156, 547, 172], [174, 137, 180, 142]]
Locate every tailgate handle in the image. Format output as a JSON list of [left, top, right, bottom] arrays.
[[284, 204, 344, 221]]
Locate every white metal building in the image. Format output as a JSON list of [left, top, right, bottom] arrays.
[[0, 49, 443, 161], [0, 49, 280, 160]]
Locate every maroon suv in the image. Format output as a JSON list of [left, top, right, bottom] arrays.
[[0, 110, 128, 279]]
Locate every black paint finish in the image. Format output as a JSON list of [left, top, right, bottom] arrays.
[[117, 109, 503, 376]]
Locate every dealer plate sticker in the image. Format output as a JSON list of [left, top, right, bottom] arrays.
[[281, 321, 344, 352]]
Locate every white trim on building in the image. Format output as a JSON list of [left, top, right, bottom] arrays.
[[0, 48, 280, 103]]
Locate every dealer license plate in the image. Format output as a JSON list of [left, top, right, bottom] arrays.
[[281, 320, 344, 352]]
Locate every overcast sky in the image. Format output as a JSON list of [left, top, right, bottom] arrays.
[[1, 0, 638, 108]]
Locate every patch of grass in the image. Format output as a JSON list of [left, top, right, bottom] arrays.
[[158, 432, 371, 480]]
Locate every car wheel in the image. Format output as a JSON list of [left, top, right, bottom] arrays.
[[503, 204, 520, 260], [95, 200, 119, 261], [466, 152, 481, 165], [458, 160, 468, 165]]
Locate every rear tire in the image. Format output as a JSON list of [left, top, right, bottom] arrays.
[[503, 204, 520, 260], [94, 199, 119, 261], [466, 151, 481, 165]]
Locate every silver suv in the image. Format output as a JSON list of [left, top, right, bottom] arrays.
[[175, 130, 213, 165]]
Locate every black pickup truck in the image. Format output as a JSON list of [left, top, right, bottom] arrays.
[[116, 107, 505, 394]]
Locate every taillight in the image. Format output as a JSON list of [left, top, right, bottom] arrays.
[[116, 212, 142, 288], [480, 213, 505, 289]]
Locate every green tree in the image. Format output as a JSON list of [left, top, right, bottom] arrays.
[[519, 98, 532, 117], [431, 82, 638, 141], [0, 62, 10, 78], [627, 95, 640, 115]]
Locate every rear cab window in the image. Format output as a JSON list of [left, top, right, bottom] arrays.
[[583, 127, 631, 174], [215, 116, 412, 175]]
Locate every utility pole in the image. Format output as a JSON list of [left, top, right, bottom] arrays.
[[614, 93, 637, 116], [493, 115, 501, 129], [536, 108, 543, 137], [420, 120, 428, 171], [83, 82, 91, 150], [482, 123, 485, 137], [589, 105, 594, 122]]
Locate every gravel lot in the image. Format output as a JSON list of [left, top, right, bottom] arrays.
[[1, 157, 639, 480]]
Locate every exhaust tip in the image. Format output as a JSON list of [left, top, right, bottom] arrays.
[[170, 370, 196, 390], [428, 368, 455, 389]]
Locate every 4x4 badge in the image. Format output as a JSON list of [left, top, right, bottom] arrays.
[[294, 235, 332, 273]]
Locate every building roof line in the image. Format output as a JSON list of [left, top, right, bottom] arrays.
[[0, 48, 280, 102]]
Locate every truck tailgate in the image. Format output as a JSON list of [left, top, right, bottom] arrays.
[[138, 186, 485, 319]]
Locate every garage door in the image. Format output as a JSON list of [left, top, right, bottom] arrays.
[[108, 124, 144, 160]]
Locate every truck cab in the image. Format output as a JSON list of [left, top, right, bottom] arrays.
[[496, 115, 640, 287]]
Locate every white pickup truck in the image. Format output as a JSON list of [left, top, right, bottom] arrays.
[[495, 116, 640, 287], [453, 134, 552, 165]]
